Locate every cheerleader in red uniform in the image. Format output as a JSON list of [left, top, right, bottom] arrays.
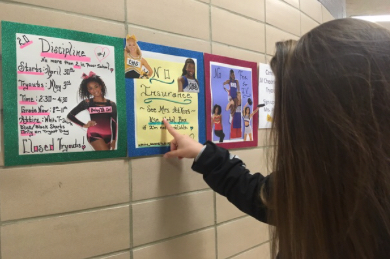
[[211, 104, 225, 142], [67, 72, 117, 151]]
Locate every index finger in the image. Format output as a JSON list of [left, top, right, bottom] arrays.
[[163, 118, 179, 138]]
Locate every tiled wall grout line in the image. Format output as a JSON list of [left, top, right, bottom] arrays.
[[298, 0, 301, 14], [303, 12, 321, 25], [0, 198, 2, 259], [126, 23, 211, 45], [0, 180, 2, 258], [264, 0, 269, 122], [0, 203, 130, 226], [225, 240, 271, 259], [124, 0, 129, 35], [193, 0, 210, 5], [263, 0, 268, 65], [209, 0, 213, 54], [129, 157, 134, 259], [233, 145, 270, 152], [0, 157, 127, 170], [85, 249, 131, 259], [210, 4, 265, 24], [281, 0, 300, 10], [212, 40, 268, 55], [124, 3, 134, 258], [0, 0, 127, 25], [215, 214, 250, 227], [266, 23, 301, 38], [214, 191, 219, 259], [132, 188, 212, 204], [300, 0, 303, 36], [211, 2, 309, 32], [0, 53, 2, 259], [131, 225, 216, 251], [0, 0, 302, 50], [300, 10, 321, 23], [211, 4, 302, 38]]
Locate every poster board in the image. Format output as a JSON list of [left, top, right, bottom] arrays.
[[1, 21, 126, 166], [204, 53, 258, 149], [258, 63, 275, 129], [125, 41, 206, 157]]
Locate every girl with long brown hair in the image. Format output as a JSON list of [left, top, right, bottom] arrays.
[[163, 18, 390, 259]]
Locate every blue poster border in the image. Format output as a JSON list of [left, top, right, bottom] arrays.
[[126, 42, 206, 157]]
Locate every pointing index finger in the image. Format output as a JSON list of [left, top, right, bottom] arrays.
[[163, 118, 178, 137]]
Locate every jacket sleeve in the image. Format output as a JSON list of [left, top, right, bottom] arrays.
[[191, 141, 271, 224]]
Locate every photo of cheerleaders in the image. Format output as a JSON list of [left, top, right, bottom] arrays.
[[223, 69, 240, 101], [242, 99, 263, 141], [211, 104, 225, 142], [177, 58, 199, 93], [222, 69, 242, 139], [67, 72, 117, 151], [226, 91, 242, 139], [124, 34, 153, 79]]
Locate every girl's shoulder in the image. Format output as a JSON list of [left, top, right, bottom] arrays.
[[107, 99, 117, 106], [178, 76, 186, 82], [79, 99, 91, 105], [76, 99, 91, 108]]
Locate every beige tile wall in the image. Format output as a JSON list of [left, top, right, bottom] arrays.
[[1, 206, 130, 259], [266, 0, 301, 36], [301, 12, 321, 35], [0, 60, 3, 166], [212, 43, 266, 64], [300, 0, 323, 23], [266, 25, 300, 55], [0, 0, 335, 258], [133, 228, 216, 259], [284, 0, 300, 9], [100, 252, 132, 259], [0, 160, 130, 221], [127, 0, 210, 40], [132, 190, 214, 246], [217, 216, 269, 259], [231, 242, 271, 259], [211, 7, 265, 53], [322, 5, 335, 23], [213, 0, 265, 21]]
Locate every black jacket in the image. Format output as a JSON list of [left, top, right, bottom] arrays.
[[192, 141, 271, 224], [192, 142, 390, 259]]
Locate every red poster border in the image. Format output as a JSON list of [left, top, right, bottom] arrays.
[[204, 53, 258, 149]]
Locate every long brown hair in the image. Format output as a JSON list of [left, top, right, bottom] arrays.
[[270, 19, 390, 259]]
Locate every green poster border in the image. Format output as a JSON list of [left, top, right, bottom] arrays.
[[1, 21, 127, 166]]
